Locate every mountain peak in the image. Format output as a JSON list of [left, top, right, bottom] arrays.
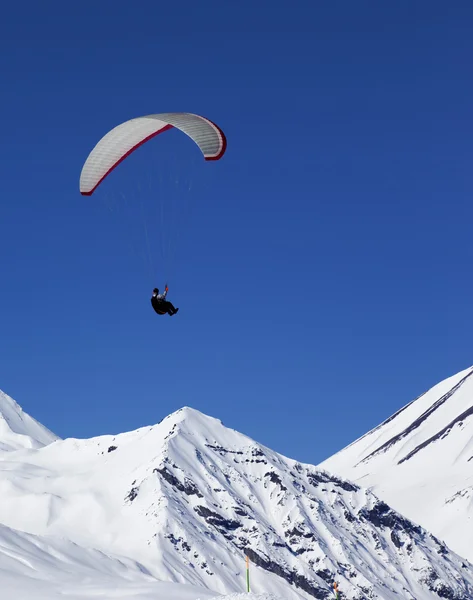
[[160, 406, 225, 430], [320, 364, 473, 564], [0, 396, 471, 599], [1, 388, 473, 598], [0, 389, 59, 451]]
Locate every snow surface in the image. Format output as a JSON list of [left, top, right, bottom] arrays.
[[0, 389, 58, 451], [320, 365, 473, 565], [0, 390, 472, 599], [0, 519, 221, 600]]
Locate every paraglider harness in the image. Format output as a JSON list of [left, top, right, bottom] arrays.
[[151, 286, 170, 315]]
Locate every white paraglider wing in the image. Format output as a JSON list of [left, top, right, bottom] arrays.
[[80, 112, 226, 196]]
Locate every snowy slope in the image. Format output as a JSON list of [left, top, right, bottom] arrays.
[[0, 397, 471, 600], [320, 365, 473, 565], [0, 520, 220, 600], [0, 389, 58, 451]]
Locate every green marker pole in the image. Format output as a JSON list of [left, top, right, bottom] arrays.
[[246, 556, 250, 592]]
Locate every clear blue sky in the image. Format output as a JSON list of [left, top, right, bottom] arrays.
[[1, 1, 472, 465]]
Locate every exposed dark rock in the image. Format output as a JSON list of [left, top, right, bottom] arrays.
[[164, 424, 177, 441], [314, 568, 333, 584], [358, 501, 422, 537], [194, 505, 242, 535], [419, 567, 469, 599], [272, 541, 291, 549], [391, 530, 402, 549], [244, 547, 331, 599], [293, 480, 307, 493], [251, 447, 265, 457], [125, 487, 139, 502], [264, 471, 287, 491], [433, 538, 448, 557], [108, 445, 117, 453], [344, 509, 355, 523], [195, 448, 206, 466], [399, 404, 473, 464], [166, 533, 179, 546], [166, 534, 191, 553], [285, 526, 316, 542], [206, 444, 243, 455], [361, 369, 473, 465], [306, 470, 359, 493], [154, 467, 203, 498]]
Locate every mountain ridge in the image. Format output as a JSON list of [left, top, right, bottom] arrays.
[[0, 388, 472, 598], [0, 389, 59, 451], [319, 365, 473, 564]]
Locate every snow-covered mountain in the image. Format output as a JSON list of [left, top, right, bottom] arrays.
[[0, 389, 58, 451], [0, 393, 472, 600], [0, 521, 270, 600], [0, 520, 159, 599], [320, 365, 473, 566]]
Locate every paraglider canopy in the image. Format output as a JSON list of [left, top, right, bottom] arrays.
[[79, 112, 227, 196]]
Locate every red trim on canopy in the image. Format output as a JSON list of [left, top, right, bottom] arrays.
[[203, 116, 227, 161], [81, 124, 173, 196]]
